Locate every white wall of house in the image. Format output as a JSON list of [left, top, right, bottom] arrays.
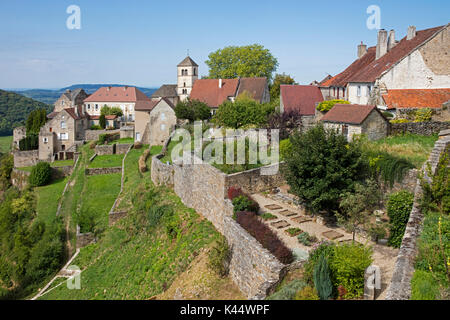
[[380, 49, 450, 90], [347, 83, 373, 104], [85, 102, 136, 121], [323, 122, 362, 142]]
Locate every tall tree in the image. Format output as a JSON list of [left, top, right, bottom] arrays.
[[270, 73, 297, 100], [206, 44, 278, 81], [175, 99, 211, 123]]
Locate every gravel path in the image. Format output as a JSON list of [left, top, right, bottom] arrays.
[[252, 193, 399, 300]]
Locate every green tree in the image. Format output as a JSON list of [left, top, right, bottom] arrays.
[[29, 162, 51, 187], [101, 105, 123, 117], [337, 179, 381, 242], [206, 44, 278, 81], [175, 99, 211, 123], [99, 114, 106, 129], [387, 190, 414, 248], [25, 109, 47, 136], [314, 254, 333, 300], [283, 124, 367, 214], [270, 73, 297, 100]]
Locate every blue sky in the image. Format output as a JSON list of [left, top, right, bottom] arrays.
[[0, 0, 448, 89]]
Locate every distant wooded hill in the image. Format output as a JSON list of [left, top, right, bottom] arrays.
[[0, 90, 52, 136], [14, 84, 157, 105]]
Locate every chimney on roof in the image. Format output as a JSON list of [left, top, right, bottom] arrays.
[[357, 41, 367, 58], [124, 86, 128, 91], [407, 26, 416, 40], [376, 29, 388, 60], [219, 79, 223, 89], [388, 29, 396, 51], [107, 86, 111, 91], [66, 89, 71, 94]]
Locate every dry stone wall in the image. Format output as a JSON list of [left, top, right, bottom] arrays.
[[151, 155, 289, 299], [95, 144, 115, 155], [386, 131, 450, 300], [116, 144, 132, 155], [85, 129, 120, 141], [390, 121, 450, 136], [85, 167, 122, 176], [13, 150, 39, 167]]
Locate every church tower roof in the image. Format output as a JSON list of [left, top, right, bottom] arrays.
[[177, 56, 199, 67]]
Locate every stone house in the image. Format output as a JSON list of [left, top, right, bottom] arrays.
[[320, 24, 450, 114], [134, 98, 176, 145], [190, 77, 270, 114], [83, 86, 152, 123], [321, 104, 389, 141], [39, 106, 89, 161], [52, 88, 89, 114]]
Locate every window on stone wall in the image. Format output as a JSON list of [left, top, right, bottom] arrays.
[[61, 121, 67, 129], [161, 124, 166, 131]]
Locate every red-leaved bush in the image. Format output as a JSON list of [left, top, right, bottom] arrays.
[[235, 211, 294, 264], [228, 186, 245, 201]]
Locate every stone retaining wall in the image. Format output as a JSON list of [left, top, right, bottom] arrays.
[[386, 131, 450, 300], [85, 129, 120, 141], [116, 144, 132, 155], [151, 155, 289, 299], [109, 211, 128, 226], [390, 121, 450, 136], [11, 169, 31, 190], [85, 167, 122, 176], [76, 225, 95, 248], [380, 169, 419, 195], [95, 144, 115, 155], [13, 150, 39, 167]]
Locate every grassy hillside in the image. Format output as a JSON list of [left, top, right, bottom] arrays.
[[0, 136, 12, 154], [0, 90, 52, 136], [38, 146, 229, 300]]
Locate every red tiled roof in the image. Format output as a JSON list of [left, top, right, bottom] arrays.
[[349, 26, 445, 83], [236, 78, 268, 102], [84, 86, 151, 103], [321, 47, 377, 87], [190, 79, 239, 108], [134, 97, 175, 111], [280, 85, 324, 116], [64, 107, 83, 120], [383, 89, 450, 110], [321, 104, 383, 125]]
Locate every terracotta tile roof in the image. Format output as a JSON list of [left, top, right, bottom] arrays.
[[321, 104, 384, 125], [64, 108, 81, 120], [47, 112, 59, 119], [84, 86, 151, 103], [280, 85, 324, 116], [135, 97, 175, 111], [321, 47, 377, 87], [190, 79, 239, 108], [383, 89, 450, 110], [349, 26, 445, 83], [236, 77, 268, 102]]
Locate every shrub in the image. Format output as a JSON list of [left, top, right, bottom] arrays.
[[227, 186, 245, 200], [304, 241, 336, 284], [414, 108, 433, 122], [99, 114, 106, 129], [314, 254, 333, 300], [29, 162, 51, 187], [382, 111, 394, 119], [316, 99, 349, 112], [329, 243, 373, 299], [266, 279, 307, 300], [390, 119, 410, 124], [90, 125, 102, 130], [420, 152, 449, 216], [387, 190, 414, 248], [232, 195, 259, 214], [284, 124, 366, 214], [294, 286, 320, 300], [260, 212, 277, 221], [279, 139, 292, 160], [411, 270, 440, 300], [236, 211, 293, 264], [208, 236, 230, 277], [297, 232, 318, 246], [134, 142, 143, 149]]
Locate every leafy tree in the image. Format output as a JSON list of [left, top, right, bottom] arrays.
[[29, 162, 51, 187], [270, 73, 297, 100], [283, 124, 367, 214], [267, 109, 303, 140], [314, 254, 333, 300], [175, 99, 211, 122], [19, 134, 39, 151], [99, 114, 106, 129], [25, 109, 47, 136], [213, 95, 275, 129], [337, 179, 381, 242], [206, 44, 278, 81]]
